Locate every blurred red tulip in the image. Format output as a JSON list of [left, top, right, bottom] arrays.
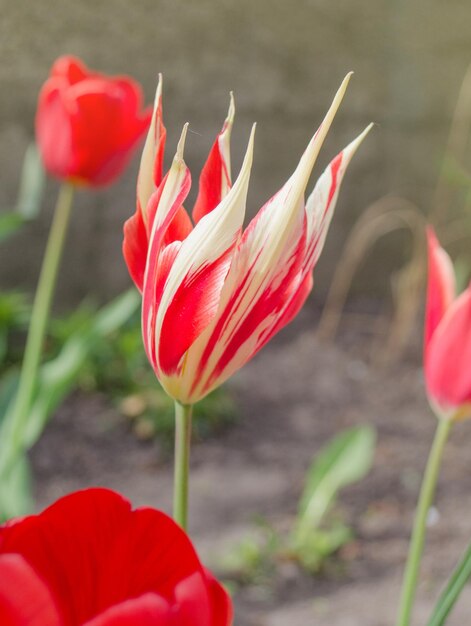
[[0, 488, 232, 626], [36, 56, 151, 187], [425, 227, 471, 420], [123, 75, 371, 404]]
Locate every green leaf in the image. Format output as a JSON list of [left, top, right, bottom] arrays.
[[295, 426, 376, 541], [426, 542, 471, 626], [15, 143, 46, 220], [22, 289, 140, 449]]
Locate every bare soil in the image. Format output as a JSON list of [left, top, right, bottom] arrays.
[[31, 309, 471, 626]]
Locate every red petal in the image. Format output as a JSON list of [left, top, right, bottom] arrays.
[[425, 286, 471, 412], [68, 83, 146, 185], [0, 489, 205, 625], [163, 206, 193, 247], [35, 82, 74, 180], [0, 554, 62, 626], [123, 198, 149, 292], [83, 594, 170, 626], [50, 55, 88, 84], [425, 227, 456, 352], [158, 245, 235, 375], [192, 137, 230, 224], [204, 569, 233, 626]]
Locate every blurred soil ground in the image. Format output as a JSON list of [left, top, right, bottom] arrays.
[[31, 308, 471, 626]]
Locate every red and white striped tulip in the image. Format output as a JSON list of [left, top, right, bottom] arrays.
[[425, 228, 471, 420], [123, 74, 371, 404]]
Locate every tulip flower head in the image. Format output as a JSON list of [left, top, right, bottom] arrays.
[[0, 488, 231, 626], [424, 228, 471, 420], [36, 55, 151, 187], [123, 74, 372, 404]]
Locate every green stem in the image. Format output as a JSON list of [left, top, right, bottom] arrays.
[[173, 401, 193, 530], [396, 418, 452, 626], [2, 183, 75, 472]]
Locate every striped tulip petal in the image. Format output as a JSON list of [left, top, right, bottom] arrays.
[[123, 74, 370, 404], [179, 76, 370, 402], [142, 125, 192, 370], [137, 74, 166, 219], [123, 75, 167, 291], [149, 126, 255, 394]]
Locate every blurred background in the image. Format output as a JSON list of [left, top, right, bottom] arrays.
[[1, 2, 471, 625], [1, 0, 470, 304]]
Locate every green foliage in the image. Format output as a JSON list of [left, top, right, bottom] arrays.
[[220, 426, 376, 583], [0, 292, 30, 367], [0, 290, 140, 519], [295, 425, 376, 545], [220, 520, 280, 585], [427, 541, 471, 626], [0, 143, 46, 242]]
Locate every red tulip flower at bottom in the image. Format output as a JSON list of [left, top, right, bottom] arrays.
[[0, 489, 231, 626], [425, 228, 471, 420]]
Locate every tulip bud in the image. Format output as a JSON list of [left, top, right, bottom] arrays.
[[36, 55, 151, 187]]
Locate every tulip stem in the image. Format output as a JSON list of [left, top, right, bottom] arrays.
[[173, 401, 193, 530], [396, 417, 452, 626], [1, 183, 75, 475]]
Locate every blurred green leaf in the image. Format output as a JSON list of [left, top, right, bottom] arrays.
[[295, 426, 376, 541], [427, 541, 471, 626], [0, 143, 46, 244], [441, 156, 471, 190], [296, 523, 352, 573], [15, 143, 46, 220], [0, 289, 140, 518], [23, 289, 140, 449]]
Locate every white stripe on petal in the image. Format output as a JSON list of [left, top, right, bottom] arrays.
[[137, 74, 163, 223], [154, 125, 256, 371], [304, 122, 373, 272], [219, 92, 235, 195]]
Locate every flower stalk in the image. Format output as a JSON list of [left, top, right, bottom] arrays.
[[396, 417, 452, 626], [2, 183, 75, 472], [173, 401, 193, 530]]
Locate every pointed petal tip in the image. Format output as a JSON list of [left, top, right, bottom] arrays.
[[333, 72, 353, 106], [247, 122, 256, 151], [227, 91, 235, 123], [233, 123, 256, 184], [176, 123, 189, 161], [153, 74, 163, 107], [427, 224, 438, 244], [353, 121, 375, 146]]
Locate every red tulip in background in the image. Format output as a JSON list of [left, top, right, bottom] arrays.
[[36, 56, 151, 186], [123, 74, 372, 404], [425, 228, 471, 420], [0, 488, 232, 626]]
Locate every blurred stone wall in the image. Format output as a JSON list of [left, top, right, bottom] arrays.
[[0, 0, 470, 306]]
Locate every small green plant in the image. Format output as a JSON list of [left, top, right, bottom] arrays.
[[220, 426, 376, 583]]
